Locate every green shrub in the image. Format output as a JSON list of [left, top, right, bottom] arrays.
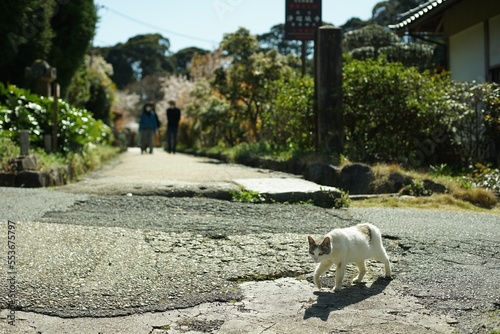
[[444, 82, 500, 165], [344, 25, 436, 71], [0, 138, 20, 172], [343, 56, 452, 165], [0, 83, 112, 153], [264, 72, 315, 151]]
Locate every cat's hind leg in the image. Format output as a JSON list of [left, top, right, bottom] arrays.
[[382, 257, 392, 278], [334, 262, 346, 291], [374, 249, 392, 278], [313, 260, 333, 290], [353, 260, 366, 284]]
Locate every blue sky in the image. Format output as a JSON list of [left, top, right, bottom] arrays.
[[94, 0, 381, 53]]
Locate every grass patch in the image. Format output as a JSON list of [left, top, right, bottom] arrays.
[[230, 187, 270, 204], [351, 194, 500, 214]]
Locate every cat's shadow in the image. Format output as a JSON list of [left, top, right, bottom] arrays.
[[303, 277, 392, 321]]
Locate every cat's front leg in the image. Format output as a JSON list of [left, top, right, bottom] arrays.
[[313, 272, 322, 289], [333, 262, 346, 291], [313, 260, 333, 290]]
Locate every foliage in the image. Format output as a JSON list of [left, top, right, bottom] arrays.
[[344, 25, 399, 52], [257, 24, 313, 57], [468, 163, 500, 195], [264, 72, 315, 151], [444, 82, 500, 165], [371, 0, 426, 26], [380, 42, 435, 70], [167, 47, 209, 76], [343, 56, 451, 165], [230, 188, 269, 204], [230, 141, 274, 162], [48, 0, 98, 93], [333, 190, 351, 209], [67, 55, 116, 124], [342, 17, 370, 33], [189, 49, 226, 82], [0, 136, 118, 180], [185, 84, 232, 148], [401, 180, 432, 197], [97, 34, 173, 89], [0, 83, 112, 154], [215, 28, 301, 144], [0, 0, 97, 94], [0, 138, 20, 172], [344, 25, 435, 70], [0, 0, 54, 87]]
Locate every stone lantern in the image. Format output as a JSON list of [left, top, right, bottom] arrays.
[[24, 60, 60, 152], [25, 60, 57, 97]]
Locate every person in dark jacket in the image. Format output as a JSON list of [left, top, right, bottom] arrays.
[[139, 102, 159, 154], [166, 100, 181, 153]]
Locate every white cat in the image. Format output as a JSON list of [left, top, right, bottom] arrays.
[[308, 223, 391, 291]]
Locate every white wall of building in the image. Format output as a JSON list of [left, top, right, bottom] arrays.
[[449, 23, 485, 82]]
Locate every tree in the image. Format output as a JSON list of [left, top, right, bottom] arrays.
[[257, 24, 303, 55], [0, 0, 54, 86], [341, 17, 370, 33], [344, 25, 435, 70], [167, 47, 209, 76], [97, 33, 173, 89], [0, 0, 97, 95], [189, 49, 226, 81], [372, 0, 426, 26], [67, 54, 116, 125], [344, 24, 399, 52], [216, 28, 298, 142], [48, 0, 98, 94], [221, 27, 259, 63], [99, 46, 135, 90]]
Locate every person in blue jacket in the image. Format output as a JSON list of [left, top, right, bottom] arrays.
[[139, 102, 159, 154]]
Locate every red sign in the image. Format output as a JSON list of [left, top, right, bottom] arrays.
[[285, 0, 322, 40]]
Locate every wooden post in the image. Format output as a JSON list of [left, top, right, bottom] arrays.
[[314, 26, 344, 156], [52, 82, 59, 152], [44, 134, 52, 153], [20, 130, 30, 156], [301, 40, 307, 75]]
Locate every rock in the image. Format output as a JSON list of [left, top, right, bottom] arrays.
[[337, 163, 375, 195], [303, 163, 340, 187], [0, 173, 15, 187], [15, 171, 49, 188], [13, 155, 37, 171], [387, 172, 414, 193], [372, 172, 414, 194], [388, 172, 413, 190], [423, 179, 447, 194]]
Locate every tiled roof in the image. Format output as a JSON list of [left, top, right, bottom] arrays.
[[389, 0, 460, 30]]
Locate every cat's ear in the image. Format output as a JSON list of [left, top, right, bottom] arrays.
[[321, 236, 331, 247], [307, 236, 315, 246]]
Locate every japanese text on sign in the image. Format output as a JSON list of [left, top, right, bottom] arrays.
[[285, 0, 322, 40]]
